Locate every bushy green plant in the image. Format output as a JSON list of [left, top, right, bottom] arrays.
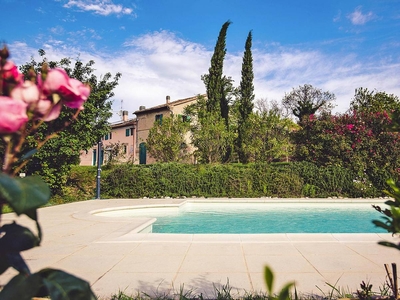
[[292, 111, 400, 196], [102, 162, 368, 199]]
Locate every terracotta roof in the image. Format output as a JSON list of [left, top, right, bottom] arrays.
[[134, 94, 205, 115], [110, 118, 136, 129]]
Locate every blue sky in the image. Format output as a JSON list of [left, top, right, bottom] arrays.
[[2, 0, 400, 121]]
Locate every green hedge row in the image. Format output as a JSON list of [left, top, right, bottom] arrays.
[[100, 162, 385, 198]]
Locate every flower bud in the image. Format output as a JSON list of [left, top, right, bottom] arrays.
[[0, 46, 9, 65]]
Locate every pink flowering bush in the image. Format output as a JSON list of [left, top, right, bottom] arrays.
[[0, 46, 96, 299], [292, 111, 400, 196]]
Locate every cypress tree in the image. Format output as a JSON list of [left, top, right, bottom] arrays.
[[204, 20, 231, 115], [237, 30, 255, 163]]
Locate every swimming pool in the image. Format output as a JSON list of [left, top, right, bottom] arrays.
[[94, 201, 387, 234]]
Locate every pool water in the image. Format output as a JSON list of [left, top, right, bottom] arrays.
[[95, 202, 387, 234]]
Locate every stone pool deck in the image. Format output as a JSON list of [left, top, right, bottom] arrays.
[[2, 198, 400, 299]]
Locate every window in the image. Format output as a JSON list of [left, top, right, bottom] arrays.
[[104, 132, 112, 140], [92, 149, 104, 165], [155, 114, 163, 125], [92, 149, 96, 166], [123, 144, 127, 154], [125, 128, 133, 136]]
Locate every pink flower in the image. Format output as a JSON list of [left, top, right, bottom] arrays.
[[10, 81, 40, 105], [346, 124, 354, 131], [2, 61, 22, 83], [34, 99, 62, 122], [42, 68, 90, 109], [62, 78, 90, 109], [0, 96, 28, 133], [1, 61, 23, 94]]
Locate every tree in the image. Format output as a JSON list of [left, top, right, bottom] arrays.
[[146, 114, 190, 162], [350, 87, 400, 114], [201, 20, 236, 162], [236, 30, 255, 163], [184, 95, 235, 163], [291, 111, 400, 195], [204, 20, 231, 116], [282, 84, 335, 123], [17, 50, 120, 193]]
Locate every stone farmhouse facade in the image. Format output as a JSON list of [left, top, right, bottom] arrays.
[[79, 111, 137, 166], [79, 95, 199, 166]]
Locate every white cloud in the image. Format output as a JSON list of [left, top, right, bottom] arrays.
[[333, 10, 341, 22], [64, 0, 134, 16], [347, 6, 375, 25], [7, 30, 400, 122]]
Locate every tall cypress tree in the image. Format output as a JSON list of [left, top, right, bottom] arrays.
[[237, 30, 255, 163], [204, 20, 231, 115]]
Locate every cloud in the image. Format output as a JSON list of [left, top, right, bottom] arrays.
[[64, 0, 134, 16], [333, 10, 341, 22], [347, 6, 375, 25], [6, 30, 400, 122]]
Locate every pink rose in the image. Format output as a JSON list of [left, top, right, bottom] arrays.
[[0, 96, 28, 133], [63, 78, 90, 109], [34, 99, 62, 122], [10, 81, 40, 105], [2, 61, 22, 83], [42, 68, 90, 109], [1, 61, 23, 94]]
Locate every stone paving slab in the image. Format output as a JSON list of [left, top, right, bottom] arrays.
[[1, 198, 400, 299]]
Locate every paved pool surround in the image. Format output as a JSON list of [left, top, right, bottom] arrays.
[[2, 198, 400, 299]]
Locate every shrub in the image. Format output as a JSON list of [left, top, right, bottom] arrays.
[[101, 162, 371, 199]]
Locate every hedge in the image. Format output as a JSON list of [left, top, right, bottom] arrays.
[[99, 162, 385, 198]]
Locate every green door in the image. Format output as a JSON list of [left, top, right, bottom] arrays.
[[139, 142, 146, 164]]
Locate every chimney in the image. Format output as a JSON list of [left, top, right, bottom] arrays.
[[139, 105, 146, 111], [122, 110, 128, 122], [166, 95, 170, 104]]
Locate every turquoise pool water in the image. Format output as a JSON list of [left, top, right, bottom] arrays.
[[96, 202, 387, 234]]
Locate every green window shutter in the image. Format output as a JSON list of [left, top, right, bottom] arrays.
[[93, 149, 97, 166], [125, 128, 130, 136]]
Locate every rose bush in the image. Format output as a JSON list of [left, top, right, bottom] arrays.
[[0, 45, 96, 299]]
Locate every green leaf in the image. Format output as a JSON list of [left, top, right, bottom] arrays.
[[0, 273, 42, 300], [0, 268, 96, 300], [278, 282, 295, 300], [39, 268, 97, 300], [0, 173, 50, 220], [5, 252, 30, 275], [264, 265, 274, 295], [378, 241, 400, 250], [0, 255, 10, 275], [0, 222, 40, 252], [372, 220, 391, 232], [19, 148, 38, 162]]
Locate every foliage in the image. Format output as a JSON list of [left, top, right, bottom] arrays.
[[282, 84, 335, 123], [102, 162, 365, 198], [292, 111, 400, 195], [146, 114, 191, 162], [201, 20, 237, 162], [185, 96, 235, 163], [350, 87, 400, 114], [50, 165, 97, 204], [105, 141, 131, 165], [372, 178, 400, 250], [264, 266, 295, 300], [245, 111, 296, 163], [204, 20, 231, 116], [0, 46, 96, 299], [17, 49, 120, 193], [236, 30, 255, 163]]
